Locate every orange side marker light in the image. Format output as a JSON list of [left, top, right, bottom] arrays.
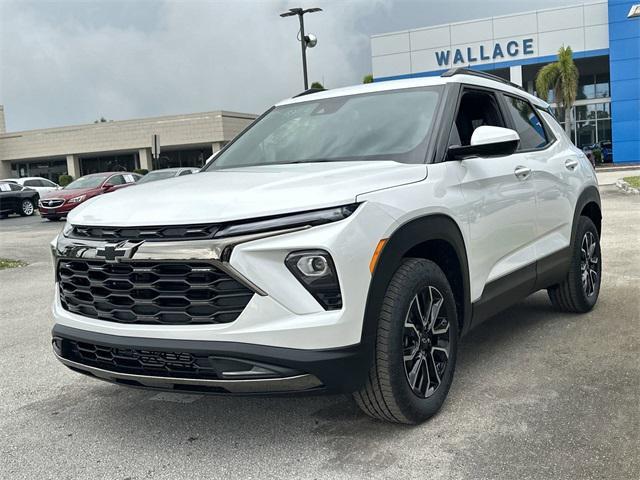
[[369, 239, 388, 274]]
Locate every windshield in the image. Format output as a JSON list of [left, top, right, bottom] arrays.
[[205, 86, 442, 170], [65, 175, 108, 189], [137, 171, 177, 184]]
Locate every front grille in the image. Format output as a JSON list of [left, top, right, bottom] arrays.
[[41, 199, 64, 208], [64, 339, 220, 379], [70, 224, 219, 242], [57, 259, 254, 325]]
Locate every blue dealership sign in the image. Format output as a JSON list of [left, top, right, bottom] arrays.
[[435, 38, 535, 66]]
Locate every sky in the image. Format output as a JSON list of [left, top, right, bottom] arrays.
[[0, 0, 585, 132]]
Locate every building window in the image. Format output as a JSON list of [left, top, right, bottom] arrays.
[[577, 73, 610, 100], [152, 147, 213, 170], [80, 154, 136, 175], [555, 102, 612, 150]]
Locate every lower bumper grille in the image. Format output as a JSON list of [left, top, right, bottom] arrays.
[[57, 259, 254, 325], [65, 339, 221, 379]]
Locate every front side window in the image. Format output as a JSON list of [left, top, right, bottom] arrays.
[[24, 180, 39, 187], [206, 87, 443, 170], [503, 95, 548, 150], [449, 89, 505, 147]]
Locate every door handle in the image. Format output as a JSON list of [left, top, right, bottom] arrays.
[[565, 158, 579, 170], [514, 166, 532, 180]]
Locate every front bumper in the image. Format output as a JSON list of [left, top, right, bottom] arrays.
[[39, 201, 79, 217], [51, 202, 397, 392], [52, 324, 370, 393]]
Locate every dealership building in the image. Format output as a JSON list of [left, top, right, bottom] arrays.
[[371, 0, 639, 163], [0, 107, 256, 183]]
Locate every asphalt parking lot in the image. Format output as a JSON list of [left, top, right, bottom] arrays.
[[1, 183, 638, 480]]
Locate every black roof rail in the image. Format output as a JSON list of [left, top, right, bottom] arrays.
[[293, 87, 326, 98], [441, 67, 525, 91]]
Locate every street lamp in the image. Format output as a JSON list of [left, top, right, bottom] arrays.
[[280, 7, 322, 90]]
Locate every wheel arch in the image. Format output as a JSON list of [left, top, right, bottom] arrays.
[[361, 214, 472, 357], [573, 186, 602, 242]]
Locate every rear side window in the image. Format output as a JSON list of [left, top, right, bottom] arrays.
[[108, 175, 125, 185], [24, 180, 40, 187], [503, 95, 549, 150]]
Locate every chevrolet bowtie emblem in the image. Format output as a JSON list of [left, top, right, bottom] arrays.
[[96, 241, 143, 262]]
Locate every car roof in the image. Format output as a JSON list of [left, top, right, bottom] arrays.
[[5, 176, 57, 183], [277, 73, 548, 109], [148, 168, 182, 173]]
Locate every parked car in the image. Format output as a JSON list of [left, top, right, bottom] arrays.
[[0, 181, 39, 218], [582, 141, 613, 165], [39, 172, 140, 221], [51, 69, 602, 424], [3, 176, 62, 195], [136, 167, 199, 184]]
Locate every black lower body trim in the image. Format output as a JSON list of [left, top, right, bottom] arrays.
[[52, 324, 370, 394], [470, 248, 571, 329]]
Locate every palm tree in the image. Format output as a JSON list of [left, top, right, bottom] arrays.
[[535, 46, 579, 136]]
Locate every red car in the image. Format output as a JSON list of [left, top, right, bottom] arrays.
[[39, 172, 141, 221]]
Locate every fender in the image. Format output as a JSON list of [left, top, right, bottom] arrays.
[[571, 185, 602, 245], [359, 214, 471, 368], [535, 185, 602, 291]]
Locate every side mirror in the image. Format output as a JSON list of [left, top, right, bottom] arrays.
[[447, 126, 520, 160], [102, 183, 115, 192]]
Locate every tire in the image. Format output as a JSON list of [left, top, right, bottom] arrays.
[[19, 199, 35, 216], [548, 216, 601, 313], [354, 258, 459, 424]]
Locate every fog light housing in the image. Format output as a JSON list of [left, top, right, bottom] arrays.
[[285, 250, 342, 310]]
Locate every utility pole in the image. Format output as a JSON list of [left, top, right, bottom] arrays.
[[280, 7, 322, 90]]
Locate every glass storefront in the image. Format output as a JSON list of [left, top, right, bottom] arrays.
[[10, 159, 67, 183], [80, 154, 137, 175], [552, 101, 612, 150], [152, 147, 213, 170]]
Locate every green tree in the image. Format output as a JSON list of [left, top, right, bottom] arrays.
[[310, 81, 325, 90], [535, 46, 579, 136], [363, 74, 374, 84]]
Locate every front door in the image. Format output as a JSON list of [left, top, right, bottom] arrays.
[[447, 88, 538, 305]]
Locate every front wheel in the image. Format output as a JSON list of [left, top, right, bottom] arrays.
[[19, 199, 35, 216], [354, 258, 459, 424], [548, 216, 601, 312]]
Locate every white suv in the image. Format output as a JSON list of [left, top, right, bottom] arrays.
[[51, 69, 602, 424]]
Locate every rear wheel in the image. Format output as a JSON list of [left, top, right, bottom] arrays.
[[354, 258, 458, 424], [19, 199, 35, 216], [548, 216, 601, 312]]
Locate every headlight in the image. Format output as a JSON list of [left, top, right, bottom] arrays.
[[68, 195, 86, 204], [215, 203, 359, 238], [62, 221, 73, 237], [285, 250, 342, 310]]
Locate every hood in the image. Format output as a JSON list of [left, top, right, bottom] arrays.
[[42, 187, 98, 200], [68, 161, 427, 226]]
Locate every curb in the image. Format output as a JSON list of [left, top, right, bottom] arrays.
[[615, 179, 640, 195]]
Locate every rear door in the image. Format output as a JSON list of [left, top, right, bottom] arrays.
[[500, 94, 579, 263], [447, 87, 538, 303]]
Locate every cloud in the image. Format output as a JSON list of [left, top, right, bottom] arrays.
[[0, 0, 389, 131], [0, 0, 585, 131]]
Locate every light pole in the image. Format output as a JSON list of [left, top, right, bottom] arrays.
[[280, 7, 322, 90]]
